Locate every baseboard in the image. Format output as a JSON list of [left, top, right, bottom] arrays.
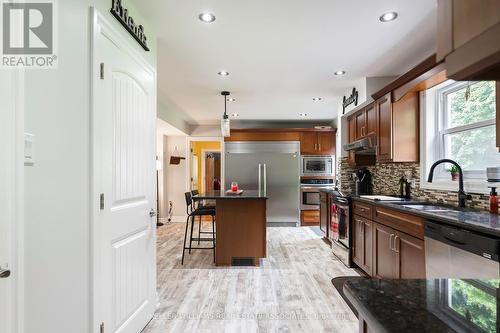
[[267, 222, 298, 227], [170, 215, 187, 223]]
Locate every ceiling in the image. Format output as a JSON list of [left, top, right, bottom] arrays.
[[138, 0, 437, 125]]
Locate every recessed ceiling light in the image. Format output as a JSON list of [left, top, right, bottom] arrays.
[[227, 98, 236, 102], [231, 113, 239, 117], [312, 97, 322, 101], [199, 12, 216, 23], [379, 11, 398, 22], [334, 70, 346, 76], [218, 71, 229, 76], [299, 113, 308, 117]]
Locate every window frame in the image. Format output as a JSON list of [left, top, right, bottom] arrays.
[[436, 81, 496, 179], [420, 80, 497, 194]]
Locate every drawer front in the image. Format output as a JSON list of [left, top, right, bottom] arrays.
[[373, 206, 424, 239], [353, 201, 373, 220]]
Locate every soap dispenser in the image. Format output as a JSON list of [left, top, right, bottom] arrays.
[[490, 187, 498, 214]]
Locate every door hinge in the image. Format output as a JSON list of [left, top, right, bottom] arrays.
[[99, 193, 105, 210], [100, 63, 104, 79], [100, 322, 104, 333]]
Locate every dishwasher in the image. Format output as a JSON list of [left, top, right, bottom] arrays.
[[425, 220, 500, 279]]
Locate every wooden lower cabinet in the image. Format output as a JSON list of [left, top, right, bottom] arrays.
[[372, 222, 426, 279], [396, 232, 426, 278], [352, 201, 426, 279], [352, 215, 373, 276], [301, 210, 320, 226], [373, 222, 398, 279]]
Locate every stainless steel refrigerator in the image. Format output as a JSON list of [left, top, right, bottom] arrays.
[[225, 141, 300, 226]]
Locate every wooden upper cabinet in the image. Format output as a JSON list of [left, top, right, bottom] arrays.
[[376, 93, 393, 162], [437, 0, 500, 80], [365, 103, 377, 136], [355, 111, 367, 140], [317, 132, 335, 154], [300, 131, 335, 155], [375, 92, 419, 163], [300, 132, 317, 154]]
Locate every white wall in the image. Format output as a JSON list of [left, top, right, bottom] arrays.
[[165, 136, 189, 221], [23, 1, 156, 332]]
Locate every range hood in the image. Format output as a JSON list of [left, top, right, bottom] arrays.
[[343, 135, 377, 154]]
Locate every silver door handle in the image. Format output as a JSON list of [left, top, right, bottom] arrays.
[[0, 268, 11, 278], [263, 164, 267, 194], [394, 235, 399, 253], [149, 209, 157, 217], [258, 163, 262, 192], [389, 234, 394, 251]]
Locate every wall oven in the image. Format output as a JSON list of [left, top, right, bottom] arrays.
[[300, 179, 335, 210], [301, 155, 334, 177], [329, 192, 352, 268]]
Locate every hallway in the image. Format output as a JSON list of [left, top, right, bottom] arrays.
[[144, 224, 359, 332]]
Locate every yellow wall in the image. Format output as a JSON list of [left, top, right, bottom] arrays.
[[192, 141, 221, 191]]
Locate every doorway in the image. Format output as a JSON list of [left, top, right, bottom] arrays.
[[189, 140, 223, 193]]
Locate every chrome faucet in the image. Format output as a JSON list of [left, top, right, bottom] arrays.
[[427, 159, 471, 208]]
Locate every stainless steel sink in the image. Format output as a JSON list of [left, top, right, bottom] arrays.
[[399, 204, 458, 213]]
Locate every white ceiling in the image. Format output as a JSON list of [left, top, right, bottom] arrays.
[[138, 0, 437, 125]]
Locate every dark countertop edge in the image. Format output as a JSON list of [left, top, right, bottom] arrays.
[[351, 196, 500, 237], [343, 279, 389, 333], [195, 196, 268, 200]]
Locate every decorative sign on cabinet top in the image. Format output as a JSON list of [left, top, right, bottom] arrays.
[[110, 0, 149, 51], [342, 87, 359, 114]]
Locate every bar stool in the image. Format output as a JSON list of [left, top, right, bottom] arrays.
[[191, 190, 216, 244], [181, 192, 216, 265]]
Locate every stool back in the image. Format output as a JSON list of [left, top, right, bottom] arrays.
[[184, 192, 194, 214]]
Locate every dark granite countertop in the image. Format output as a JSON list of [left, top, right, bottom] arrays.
[[194, 190, 268, 200], [343, 278, 500, 333], [351, 196, 500, 237]]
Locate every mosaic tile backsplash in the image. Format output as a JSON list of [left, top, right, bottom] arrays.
[[338, 157, 490, 211]]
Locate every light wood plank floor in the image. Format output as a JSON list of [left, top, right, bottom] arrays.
[[144, 222, 359, 333]]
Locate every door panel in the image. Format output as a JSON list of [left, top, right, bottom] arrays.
[[355, 110, 366, 139], [93, 11, 156, 333], [259, 153, 300, 223], [365, 103, 377, 136], [363, 219, 373, 275], [397, 232, 426, 278], [352, 216, 363, 268], [300, 132, 317, 154], [317, 132, 335, 154], [377, 93, 393, 162], [373, 222, 397, 279]]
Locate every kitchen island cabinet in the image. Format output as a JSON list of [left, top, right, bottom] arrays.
[[195, 190, 267, 266]]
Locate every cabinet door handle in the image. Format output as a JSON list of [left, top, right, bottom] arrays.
[[394, 235, 399, 253], [389, 234, 394, 250], [318, 143, 321, 151]]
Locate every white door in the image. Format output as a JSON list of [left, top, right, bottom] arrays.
[[92, 10, 156, 333], [0, 70, 22, 333]]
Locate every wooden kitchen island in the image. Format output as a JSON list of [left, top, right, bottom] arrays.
[[195, 190, 268, 266]]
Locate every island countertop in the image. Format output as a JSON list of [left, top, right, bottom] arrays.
[[343, 277, 500, 333], [194, 190, 268, 200]]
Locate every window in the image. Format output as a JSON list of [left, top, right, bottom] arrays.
[[422, 80, 498, 190], [438, 81, 498, 175]]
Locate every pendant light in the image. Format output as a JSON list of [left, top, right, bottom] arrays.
[[221, 91, 231, 137]]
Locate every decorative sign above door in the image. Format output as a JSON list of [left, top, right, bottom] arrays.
[[342, 87, 359, 114], [110, 0, 150, 51]]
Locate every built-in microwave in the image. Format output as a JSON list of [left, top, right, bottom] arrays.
[[301, 155, 335, 177]]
